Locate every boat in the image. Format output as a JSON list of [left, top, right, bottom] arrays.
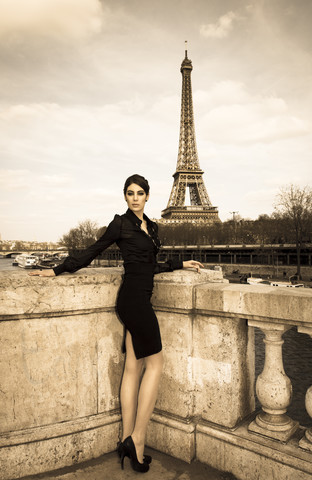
[[36, 258, 60, 269], [247, 277, 271, 286], [35, 253, 62, 269], [270, 281, 304, 288], [246, 277, 304, 288], [15, 254, 38, 268]]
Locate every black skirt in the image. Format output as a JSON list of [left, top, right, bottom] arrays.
[[116, 263, 162, 359]]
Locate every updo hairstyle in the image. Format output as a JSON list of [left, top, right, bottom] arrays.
[[123, 174, 150, 196]]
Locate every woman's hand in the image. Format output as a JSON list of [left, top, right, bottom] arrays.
[[182, 260, 204, 273], [28, 269, 56, 277]]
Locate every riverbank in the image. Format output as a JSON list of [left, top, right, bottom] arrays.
[[221, 263, 312, 288], [2, 257, 312, 288]]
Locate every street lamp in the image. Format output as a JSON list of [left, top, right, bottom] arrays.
[[229, 211, 239, 244]]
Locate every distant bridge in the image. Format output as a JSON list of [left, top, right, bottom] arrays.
[[0, 251, 67, 258], [99, 243, 312, 268]]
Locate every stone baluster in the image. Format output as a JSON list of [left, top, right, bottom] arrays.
[[248, 321, 299, 441], [298, 326, 312, 451]]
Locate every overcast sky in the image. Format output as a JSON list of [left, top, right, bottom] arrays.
[[1, 0, 311, 241]]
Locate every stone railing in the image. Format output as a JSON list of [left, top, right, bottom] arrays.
[[1, 268, 312, 480]]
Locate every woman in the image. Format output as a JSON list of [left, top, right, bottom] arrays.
[[30, 174, 203, 473]]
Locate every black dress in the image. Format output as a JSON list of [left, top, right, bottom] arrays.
[[53, 209, 183, 359]]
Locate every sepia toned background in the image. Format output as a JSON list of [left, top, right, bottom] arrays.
[[0, 0, 311, 241]]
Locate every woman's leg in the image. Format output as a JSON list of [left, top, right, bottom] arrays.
[[131, 348, 164, 463], [120, 331, 144, 441]]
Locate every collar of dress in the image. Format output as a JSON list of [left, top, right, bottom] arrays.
[[125, 208, 151, 228]]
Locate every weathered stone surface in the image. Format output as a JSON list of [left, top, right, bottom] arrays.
[[0, 314, 98, 432], [193, 315, 255, 427], [156, 310, 194, 419], [248, 321, 299, 442], [0, 313, 124, 435], [156, 267, 225, 285], [147, 412, 195, 463], [194, 283, 312, 324], [153, 270, 230, 423], [152, 268, 227, 311], [197, 421, 312, 480], [0, 269, 125, 479], [97, 313, 124, 413], [0, 412, 120, 480], [1, 268, 312, 479], [0, 267, 123, 316]]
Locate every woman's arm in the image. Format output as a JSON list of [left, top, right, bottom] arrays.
[[29, 215, 121, 277], [152, 222, 203, 274], [154, 258, 204, 274]]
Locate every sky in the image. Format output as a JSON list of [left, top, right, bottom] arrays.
[[0, 0, 311, 242]]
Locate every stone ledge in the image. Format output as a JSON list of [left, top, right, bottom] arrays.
[[0, 412, 121, 480], [1, 267, 227, 317], [194, 283, 312, 326], [197, 419, 312, 479], [0, 306, 116, 321], [155, 267, 227, 284], [0, 268, 123, 316], [152, 268, 228, 310], [0, 410, 121, 447], [147, 411, 196, 463]]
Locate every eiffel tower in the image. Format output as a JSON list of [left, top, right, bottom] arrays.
[[161, 44, 220, 224]]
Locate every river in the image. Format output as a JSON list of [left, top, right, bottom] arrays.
[[0, 257, 19, 271], [1, 258, 312, 427]]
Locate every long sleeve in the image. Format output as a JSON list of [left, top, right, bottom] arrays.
[[154, 257, 183, 275], [150, 220, 183, 274], [53, 214, 121, 275]]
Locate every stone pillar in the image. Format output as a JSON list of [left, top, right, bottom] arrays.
[[192, 283, 255, 429], [298, 326, 312, 451], [248, 321, 299, 441], [147, 268, 227, 462], [0, 268, 124, 480]]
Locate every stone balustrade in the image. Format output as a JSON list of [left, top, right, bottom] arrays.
[[247, 322, 299, 441], [1, 267, 312, 480]]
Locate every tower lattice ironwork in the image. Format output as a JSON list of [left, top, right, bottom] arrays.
[[161, 45, 220, 224]]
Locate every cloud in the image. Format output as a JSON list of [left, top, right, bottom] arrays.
[[0, 169, 31, 190], [0, 93, 179, 237], [195, 81, 310, 144], [0, 0, 104, 41], [0, 94, 179, 173], [0, 169, 71, 191], [200, 11, 240, 39]]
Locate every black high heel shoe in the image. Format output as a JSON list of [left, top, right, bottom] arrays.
[[121, 436, 149, 473], [117, 440, 152, 464]]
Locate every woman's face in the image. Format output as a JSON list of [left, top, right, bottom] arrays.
[[125, 183, 149, 216]]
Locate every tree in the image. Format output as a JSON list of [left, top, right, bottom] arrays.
[[59, 220, 99, 251], [274, 184, 312, 278]]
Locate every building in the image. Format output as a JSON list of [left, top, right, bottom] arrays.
[[161, 44, 220, 224]]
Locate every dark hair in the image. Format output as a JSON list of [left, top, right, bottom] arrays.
[[123, 174, 150, 196]]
